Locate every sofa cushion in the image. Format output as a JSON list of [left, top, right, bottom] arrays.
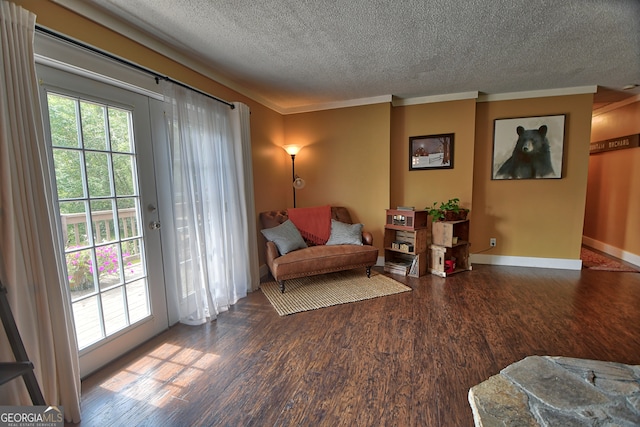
[[260, 219, 307, 255], [326, 219, 363, 246], [271, 244, 378, 280]]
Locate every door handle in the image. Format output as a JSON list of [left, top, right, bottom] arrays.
[[148, 220, 161, 230]]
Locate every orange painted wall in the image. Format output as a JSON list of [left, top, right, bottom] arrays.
[[282, 104, 391, 250], [389, 99, 476, 213], [586, 100, 640, 255], [472, 94, 593, 259]]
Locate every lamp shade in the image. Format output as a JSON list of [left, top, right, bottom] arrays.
[[283, 145, 302, 156], [293, 176, 306, 189]]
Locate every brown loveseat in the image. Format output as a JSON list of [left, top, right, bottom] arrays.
[[259, 207, 379, 292]]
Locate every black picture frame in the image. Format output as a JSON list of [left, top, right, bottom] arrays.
[[409, 133, 454, 171], [492, 114, 566, 180]]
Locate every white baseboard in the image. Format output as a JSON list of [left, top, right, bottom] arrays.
[[582, 236, 640, 267], [262, 251, 593, 279], [470, 254, 582, 270]]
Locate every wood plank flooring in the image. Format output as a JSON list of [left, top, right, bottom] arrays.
[[68, 264, 640, 426]]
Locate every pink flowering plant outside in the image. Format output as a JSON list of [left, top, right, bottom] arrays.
[[66, 245, 136, 292]]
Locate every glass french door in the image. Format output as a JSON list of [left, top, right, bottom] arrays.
[[37, 64, 169, 377]]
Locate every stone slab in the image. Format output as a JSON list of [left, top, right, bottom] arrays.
[[501, 356, 610, 410], [468, 374, 538, 427], [469, 356, 640, 427]]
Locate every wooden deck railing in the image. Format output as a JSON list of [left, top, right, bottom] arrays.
[[61, 208, 140, 252]]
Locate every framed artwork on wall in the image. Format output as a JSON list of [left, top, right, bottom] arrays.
[[492, 114, 565, 180], [409, 133, 454, 171]]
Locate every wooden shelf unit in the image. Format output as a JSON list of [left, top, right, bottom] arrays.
[[384, 209, 430, 277], [429, 219, 472, 277]]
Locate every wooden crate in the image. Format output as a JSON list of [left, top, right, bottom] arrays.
[[384, 229, 429, 254], [384, 253, 413, 276], [432, 220, 469, 247], [429, 243, 472, 277], [385, 209, 429, 230]]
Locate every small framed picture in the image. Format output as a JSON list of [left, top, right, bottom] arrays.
[[409, 133, 454, 171], [492, 114, 565, 180]]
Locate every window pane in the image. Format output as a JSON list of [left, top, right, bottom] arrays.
[[103, 287, 127, 335], [81, 101, 108, 151], [60, 200, 90, 250], [91, 200, 116, 245], [117, 198, 140, 240], [96, 244, 121, 289], [72, 296, 103, 349], [109, 107, 133, 153], [85, 152, 112, 197], [67, 248, 96, 299], [113, 153, 136, 196], [53, 149, 84, 199], [47, 93, 79, 148], [124, 239, 144, 283], [127, 279, 149, 323]]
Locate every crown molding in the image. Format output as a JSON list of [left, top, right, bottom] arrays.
[[46, 1, 606, 116], [281, 95, 393, 115], [392, 91, 479, 107], [592, 93, 640, 117], [51, 0, 282, 112], [477, 86, 597, 103]]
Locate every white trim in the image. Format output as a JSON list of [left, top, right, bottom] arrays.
[[477, 86, 598, 103], [470, 254, 582, 270], [582, 236, 640, 267], [392, 91, 479, 107], [592, 93, 640, 117], [36, 55, 163, 101], [281, 95, 393, 115], [35, 30, 164, 100]]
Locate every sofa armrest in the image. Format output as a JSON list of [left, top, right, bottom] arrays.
[[265, 240, 280, 263], [362, 231, 373, 246]]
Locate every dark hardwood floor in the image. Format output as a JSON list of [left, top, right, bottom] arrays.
[[68, 265, 640, 426]]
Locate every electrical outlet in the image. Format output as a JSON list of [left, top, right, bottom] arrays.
[[490, 238, 497, 247]]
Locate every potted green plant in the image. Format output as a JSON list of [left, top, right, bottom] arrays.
[[426, 198, 469, 222]]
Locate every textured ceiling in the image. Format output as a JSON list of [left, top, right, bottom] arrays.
[[74, 0, 639, 112]]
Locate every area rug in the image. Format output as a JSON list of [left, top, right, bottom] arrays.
[[261, 269, 411, 316], [581, 247, 639, 272]]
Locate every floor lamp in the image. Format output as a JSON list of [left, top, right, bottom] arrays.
[[283, 145, 305, 208]]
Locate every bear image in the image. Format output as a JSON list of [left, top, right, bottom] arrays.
[[496, 125, 554, 179]]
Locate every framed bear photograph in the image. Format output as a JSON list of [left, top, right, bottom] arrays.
[[492, 114, 566, 180]]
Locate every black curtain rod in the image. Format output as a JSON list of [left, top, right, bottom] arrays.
[[35, 25, 235, 109]]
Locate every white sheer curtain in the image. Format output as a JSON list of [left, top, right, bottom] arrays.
[[231, 102, 260, 292], [163, 83, 256, 325], [0, 1, 81, 422]]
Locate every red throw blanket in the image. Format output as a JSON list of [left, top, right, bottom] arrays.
[[287, 205, 331, 245]]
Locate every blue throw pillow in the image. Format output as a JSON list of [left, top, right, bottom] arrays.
[[325, 219, 363, 245], [261, 219, 307, 255]]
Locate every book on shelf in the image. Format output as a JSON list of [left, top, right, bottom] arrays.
[[385, 260, 411, 268], [384, 263, 410, 276]]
